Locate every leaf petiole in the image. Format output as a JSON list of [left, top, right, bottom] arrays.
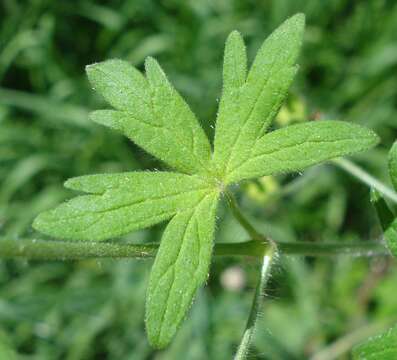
[[226, 191, 267, 242]]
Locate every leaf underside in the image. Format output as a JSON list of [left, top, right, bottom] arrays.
[[353, 324, 397, 360], [32, 12, 382, 350]]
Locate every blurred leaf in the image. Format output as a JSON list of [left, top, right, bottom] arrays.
[[388, 141, 397, 191], [353, 324, 397, 360], [0, 329, 18, 360], [370, 188, 397, 257], [372, 142, 397, 257]]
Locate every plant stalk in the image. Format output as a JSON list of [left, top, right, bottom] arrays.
[[0, 238, 388, 261], [234, 243, 277, 359], [226, 191, 266, 242], [333, 158, 397, 204]]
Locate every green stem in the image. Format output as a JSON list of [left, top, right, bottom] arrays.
[[0, 238, 388, 261], [0, 238, 157, 260], [234, 243, 277, 360], [276, 240, 387, 257], [333, 158, 397, 204], [226, 191, 266, 242]]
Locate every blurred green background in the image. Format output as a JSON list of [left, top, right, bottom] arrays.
[[1, 0, 397, 359]]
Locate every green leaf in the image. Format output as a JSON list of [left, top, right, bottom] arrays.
[[0, 330, 18, 360], [221, 31, 247, 92], [145, 192, 219, 348], [377, 143, 397, 256], [213, 14, 305, 178], [226, 120, 379, 183], [383, 223, 397, 256], [86, 58, 212, 175], [389, 141, 397, 191], [370, 189, 395, 232], [370, 189, 397, 256], [353, 324, 397, 360], [33, 172, 211, 241], [32, 14, 381, 350]]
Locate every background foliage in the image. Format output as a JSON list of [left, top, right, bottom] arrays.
[[1, 1, 397, 359]]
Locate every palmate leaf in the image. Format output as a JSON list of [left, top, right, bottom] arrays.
[[33, 172, 212, 241], [353, 324, 397, 359], [33, 13, 380, 349]]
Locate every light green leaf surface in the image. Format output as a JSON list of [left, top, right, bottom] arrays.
[[213, 13, 304, 178], [226, 120, 379, 183], [353, 324, 397, 360], [33, 172, 211, 241], [145, 192, 219, 348], [87, 58, 211, 175]]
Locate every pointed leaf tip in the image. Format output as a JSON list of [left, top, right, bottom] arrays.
[[144, 56, 155, 71], [144, 56, 168, 87], [144, 56, 156, 66], [276, 13, 306, 48], [290, 13, 305, 25], [227, 30, 243, 41], [283, 13, 305, 33]]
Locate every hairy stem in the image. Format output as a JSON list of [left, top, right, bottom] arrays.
[[0, 238, 157, 260], [333, 158, 397, 203], [234, 243, 277, 360], [0, 238, 388, 261]]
